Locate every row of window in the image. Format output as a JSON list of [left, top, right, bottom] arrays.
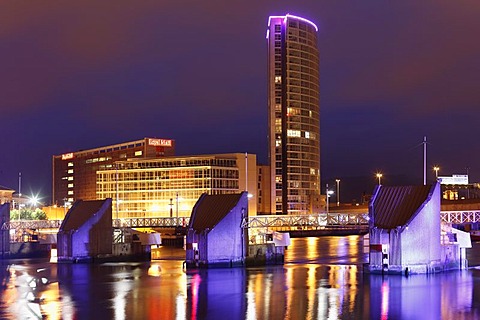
[[118, 158, 237, 170]]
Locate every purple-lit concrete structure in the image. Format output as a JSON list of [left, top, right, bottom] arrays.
[[185, 192, 248, 268], [267, 14, 321, 215], [0, 203, 9, 257], [367, 182, 470, 274], [57, 199, 113, 262]]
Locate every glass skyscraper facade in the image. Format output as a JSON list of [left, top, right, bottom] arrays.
[[267, 14, 321, 215]]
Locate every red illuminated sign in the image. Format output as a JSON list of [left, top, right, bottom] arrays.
[[61, 153, 74, 160], [148, 139, 172, 147]]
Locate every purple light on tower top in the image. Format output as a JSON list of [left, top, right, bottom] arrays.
[[267, 14, 318, 31]]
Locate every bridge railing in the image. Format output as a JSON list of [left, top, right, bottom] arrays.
[[242, 213, 370, 229], [114, 217, 189, 228], [440, 211, 480, 224], [4, 210, 480, 231]]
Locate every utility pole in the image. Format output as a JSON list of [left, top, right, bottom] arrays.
[[423, 136, 427, 185]]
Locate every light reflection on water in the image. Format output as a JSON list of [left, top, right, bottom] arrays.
[[1, 236, 480, 319]]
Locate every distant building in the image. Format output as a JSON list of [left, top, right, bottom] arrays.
[[367, 183, 469, 274], [52, 137, 175, 205], [257, 164, 272, 214], [185, 192, 248, 268], [96, 153, 258, 218], [266, 14, 321, 214], [0, 185, 14, 205], [438, 174, 480, 200]]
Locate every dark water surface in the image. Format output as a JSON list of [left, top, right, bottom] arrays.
[[1, 236, 480, 319]]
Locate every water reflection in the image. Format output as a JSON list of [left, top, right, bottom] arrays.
[[1, 237, 480, 319]]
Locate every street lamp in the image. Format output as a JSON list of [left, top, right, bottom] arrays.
[[176, 193, 179, 219], [433, 166, 440, 179], [376, 173, 383, 185], [335, 179, 340, 206], [325, 184, 334, 214], [29, 195, 39, 208], [169, 198, 173, 218]]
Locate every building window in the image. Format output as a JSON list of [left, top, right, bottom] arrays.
[[287, 129, 301, 137], [68, 183, 74, 188], [135, 151, 142, 156], [68, 162, 74, 167], [68, 169, 74, 174], [275, 76, 282, 83]]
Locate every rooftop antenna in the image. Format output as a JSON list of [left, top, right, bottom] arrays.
[[18, 172, 22, 196]]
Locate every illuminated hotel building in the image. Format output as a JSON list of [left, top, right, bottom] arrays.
[[52, 138, 175, 205], [96, 153, 257, 218], [267, 14, 321, 214]]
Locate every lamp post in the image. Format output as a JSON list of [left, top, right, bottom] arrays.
[[169, 198, 173, 218], [176, 193, 179, 219], [326, 184, 334, 214], [433, 166, 440, 179], [335, 179, 340, 206], [376, 173, 383, 185], [326, 184, 329, 214]]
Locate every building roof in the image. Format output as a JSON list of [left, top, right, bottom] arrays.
[[0, 185, 14, 192], [60, 199, 110, 231], [189, 193, 244, 232], [370, 185, 434, 229]]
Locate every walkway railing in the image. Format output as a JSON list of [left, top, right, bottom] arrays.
[[241, 213, 369, 229], [3, 210, 480, 231], [440, 211, 480, 224]]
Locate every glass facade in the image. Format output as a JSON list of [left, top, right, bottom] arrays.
[[96, 156, 244, 218], [267, 15, 321, 215]]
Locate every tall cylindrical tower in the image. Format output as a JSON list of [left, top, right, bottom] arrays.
[[267, 14, 321, 215]]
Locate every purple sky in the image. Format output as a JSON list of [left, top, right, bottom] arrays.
[[1, 1, 479, 203]]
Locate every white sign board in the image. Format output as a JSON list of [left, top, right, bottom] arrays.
[[438, 174, 469, 185]]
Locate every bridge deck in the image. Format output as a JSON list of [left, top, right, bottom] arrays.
[[3, 211, 480, 231]]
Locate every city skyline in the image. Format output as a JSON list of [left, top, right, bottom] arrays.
[[1, 1, 479, 203]]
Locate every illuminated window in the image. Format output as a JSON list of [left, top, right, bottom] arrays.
[[68, 177, 74, 181], [287, 130, 301, 137], [275, 76, 282, 83], [68, 183, 74, 188], [68, 162, 74, 167], [310, 168, 316, 175], [68, 191, 74, 195], [276, 140, 281, 147], [68, 198, 74, 202], [305, 131, 310, 139], [135, 151, 142, 156], [68, 169, 74, 174]]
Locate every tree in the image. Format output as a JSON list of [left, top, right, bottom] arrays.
[[10, 208, 47, 220]]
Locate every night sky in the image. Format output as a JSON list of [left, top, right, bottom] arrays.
[[1, 1, 479, 204]]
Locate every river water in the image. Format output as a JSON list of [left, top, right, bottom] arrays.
[[1, 236, 480, 319]]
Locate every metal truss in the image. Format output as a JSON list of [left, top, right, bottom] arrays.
[[440, 211, 480, 224], [5, 210, 480, 232], [242, 213, 370, 229]]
